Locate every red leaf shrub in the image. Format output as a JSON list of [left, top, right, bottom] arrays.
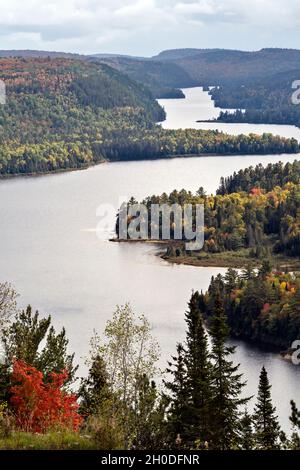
[[10, 360, 82, 433]]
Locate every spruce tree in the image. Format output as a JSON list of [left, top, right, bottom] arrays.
[[164, 343, 189, 446], [289, 400, 300, 450], [134, 374, 166, 450], [209, 291, 249, 450], [240, 409, 255, 450], [253, 366, 280, 449], [184, 291, 213, 446], [79, 354, 111, 417]]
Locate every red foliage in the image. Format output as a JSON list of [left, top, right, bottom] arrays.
[[262, 303, 271, 313], [10, 360, 82, 433], [250, 187, 262, 196]]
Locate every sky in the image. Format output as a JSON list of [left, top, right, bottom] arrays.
[[0, 0, 300, 56]]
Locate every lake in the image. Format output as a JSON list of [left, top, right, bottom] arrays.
[[158, 86, 300, 141], [1, 87, 300, 432]]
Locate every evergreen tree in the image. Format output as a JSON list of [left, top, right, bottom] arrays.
[[79, 354, 111, 417], [209, 291, 249, 449], [134, 375, 167, 450], [2, 305, 77, 384], [224, 268, 239, 293], [288, 400, 300, 449], [259, 259, 272, 278], [253, 366, 280, 449], [164, 343, 189, 446], [240, 409, 255, 450], [184, 291, 213, 446]]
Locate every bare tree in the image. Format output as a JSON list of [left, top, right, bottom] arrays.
[[0, 282, 18, 331]]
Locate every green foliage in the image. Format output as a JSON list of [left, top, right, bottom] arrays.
[[165, 292, 249, 450], [89, 304, 160, 449], [217, 160, 300, 195], [202, 269, 300, 350], [94, 56, 195, 98], [79, 354, 111, 417], [0, 58, 298, 176], [120, 169, 300, 257], [253, 367, 280, 449], [164, 343, 189, 447], [288, 400, 300, 449], [0, 429, 97, 450], [210, 69, 300, 127], [240, 409, 255, 450], [1, 305, 77, 384], [184, 292, 212, 445], [208, 292, 249, 449]]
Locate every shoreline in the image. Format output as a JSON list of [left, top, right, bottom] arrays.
[[110, 238, 300, 270], [197, 118, 300, 130], [0, 159, 107, 180], [1, 151, 299, 181], [111, 238, 299, 363]]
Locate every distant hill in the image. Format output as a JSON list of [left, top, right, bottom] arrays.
[[152, 48, 222, 61], [153, 48, 300, 85], [4, 48, 300, 96], [91, 56, 196, 98], [0, 50, 84, 59]]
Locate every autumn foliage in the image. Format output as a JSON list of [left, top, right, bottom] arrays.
[[10, 360, 82, 433]]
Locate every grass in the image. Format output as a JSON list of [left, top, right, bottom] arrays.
[[0, 430, 98, 450], [162, 248, 300, 270]]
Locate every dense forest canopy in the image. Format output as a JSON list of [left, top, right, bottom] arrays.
[[117, 159, 300, 258], [154, 48, 300, 86], [0, 57, 297, 176], [207, 69, 300, 127], [201, 268, 300, 350]]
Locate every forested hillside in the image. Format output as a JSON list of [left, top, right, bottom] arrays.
[[155, 48, 300, 85], [0, 57, 164, 174], [209, 69, 300, 127], [92, 55, 195, 98], [0, 57, 297, 176], [201, 268, 300, 350]]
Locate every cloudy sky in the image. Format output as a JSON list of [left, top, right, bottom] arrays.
[[0, 0, 300, 56]]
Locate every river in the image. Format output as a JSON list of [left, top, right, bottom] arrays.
[[158, 86, 300, 140], [0, 87, 300, 432]]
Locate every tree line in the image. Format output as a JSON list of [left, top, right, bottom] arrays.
[[0, 57, 299, 176], [117, 173, 300, 257], [209, 69, 300, 127], [200, 265, 300, 350], [0, 282, 299, 450]]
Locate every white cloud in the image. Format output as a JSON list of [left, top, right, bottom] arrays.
[[0, 0, 299, 54]]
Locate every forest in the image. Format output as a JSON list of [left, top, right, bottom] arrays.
[[116, 160, 300, 259], [209, 69, 300, 127], [0, 57, 298, 176], [0, 282, 300, 450], [201, 267, 300, 350]]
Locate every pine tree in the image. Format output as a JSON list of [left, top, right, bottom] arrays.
[[2, 305, 77, 384], [184, 291, 212, 446], [134, 374, 166, 450], [287, 400, 300, 449], [164, 343, 189, 447], [209, 291, 249, 450], [224, 268, 239, 293], [259, 259, 272, 278], [79, 354, 111, 417], [240, 409, 255, 450], [253, 366, 280, 449]]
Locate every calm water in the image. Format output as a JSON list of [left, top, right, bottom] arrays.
[[158, 87, 300, 141], [1, 88, 300, 432]]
